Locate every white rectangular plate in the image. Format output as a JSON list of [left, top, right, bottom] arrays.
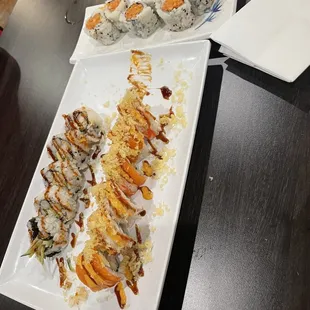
[[70, 0, 236, 64], [0, 40, 211, 310]]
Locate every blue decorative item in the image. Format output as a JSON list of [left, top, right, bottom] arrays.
[[195, 0, 223, 30]]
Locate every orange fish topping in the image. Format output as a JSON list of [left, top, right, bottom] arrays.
[[125, 3, 143, 20], [107, 0, 121, 12], [162, 0, 184, 11], [86, 13, 101, 30]]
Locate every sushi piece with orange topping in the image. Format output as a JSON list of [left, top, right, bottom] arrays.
[[156, 0, 195, 31], [85, 9, 121, 45], [120, 2, 160, 38], [103, 0, 128, 32]]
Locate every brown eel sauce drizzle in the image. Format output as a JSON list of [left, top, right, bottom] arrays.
[[126, 280, 139, 295], [70, 233, 77, 248], [160, 86, 172, 100], [92, 145, 101, 160], [87, 164, 97, 186], [75, 212, 84, 232]]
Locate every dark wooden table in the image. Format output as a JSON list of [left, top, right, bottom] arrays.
[[1, 1, 309, 309]]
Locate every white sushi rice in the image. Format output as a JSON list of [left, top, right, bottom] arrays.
[[143, 0, 156, 9], [37, 213, 62, 237], [85, 10, 121, 45], [156, 0, 195, 32], [120, 2, 160, 39], [104, 0, 128, 32], [41, 160, 85, 194], [189, 0, 214, 15]]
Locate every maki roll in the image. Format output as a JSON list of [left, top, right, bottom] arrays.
[[156, 0, 195, 31], [90, 181, 144, 224], [41, 160, 85, 194], [189, 0, 214, 15], [87, 198, 135, 252], [120, 2, 160, 38], [25, 212, 69, 262], [85, 9, 121, 45], [103, 0, 128, 32], [63, 106, 104, 141], [34, 185, 78, 223], [47, 133, 90, 170], [25, 105, 105, 265], [63, 106, 104, 138]]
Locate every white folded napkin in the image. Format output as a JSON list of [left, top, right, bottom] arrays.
[[211, 0, 310, 82]]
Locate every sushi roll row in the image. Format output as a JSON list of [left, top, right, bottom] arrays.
[[84, 0, 215, 44], [24, 107, 104, 263], [76, 83, 169, 292]]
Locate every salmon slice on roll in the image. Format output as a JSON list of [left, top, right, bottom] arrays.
[[76, 252, 122, 292]]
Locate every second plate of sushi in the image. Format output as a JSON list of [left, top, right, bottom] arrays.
[[70, 0, 236, 63]]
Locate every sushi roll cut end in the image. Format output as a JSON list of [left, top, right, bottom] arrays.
[[125, 3, 144, 20], [161, 0, 184, 11], [104, 0, 128, 32], [121, 2, 160, 39], [106, 0, 122, 11], [156, 0, 195, 31], [86, 13, 102, 30], [85, 10, 121, 46]]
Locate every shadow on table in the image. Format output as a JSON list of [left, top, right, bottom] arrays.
[[0, 47, 21, 142], [0, 48, 20, 108], [225, 59, 310, 113], [159, 65, 224, 310], [0, 48, 22, 265]]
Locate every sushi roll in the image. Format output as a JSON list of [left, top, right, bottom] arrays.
[[63, 106, 104, 138], [117, 88, 168, 141], [156, 0, 195, 31], [47, 133, 90, 170], [87, 198, 135, 252], [65, 129, 99, 154], [41, 160, 85, 194], [85, 9, 121, 45], [120, 2, 160, 38], [34, 185, 78, 223], [45, 221, 69, 257], [25, 105, 106, 264], [90, 181, 144, 224], [103, 0, 128, 32], [189, 0, 214, 15], [25, 213, 69, 262]]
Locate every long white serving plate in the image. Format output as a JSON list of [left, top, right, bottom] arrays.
[[69, 0, 236, 64], [0, 40, 211, 310]]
